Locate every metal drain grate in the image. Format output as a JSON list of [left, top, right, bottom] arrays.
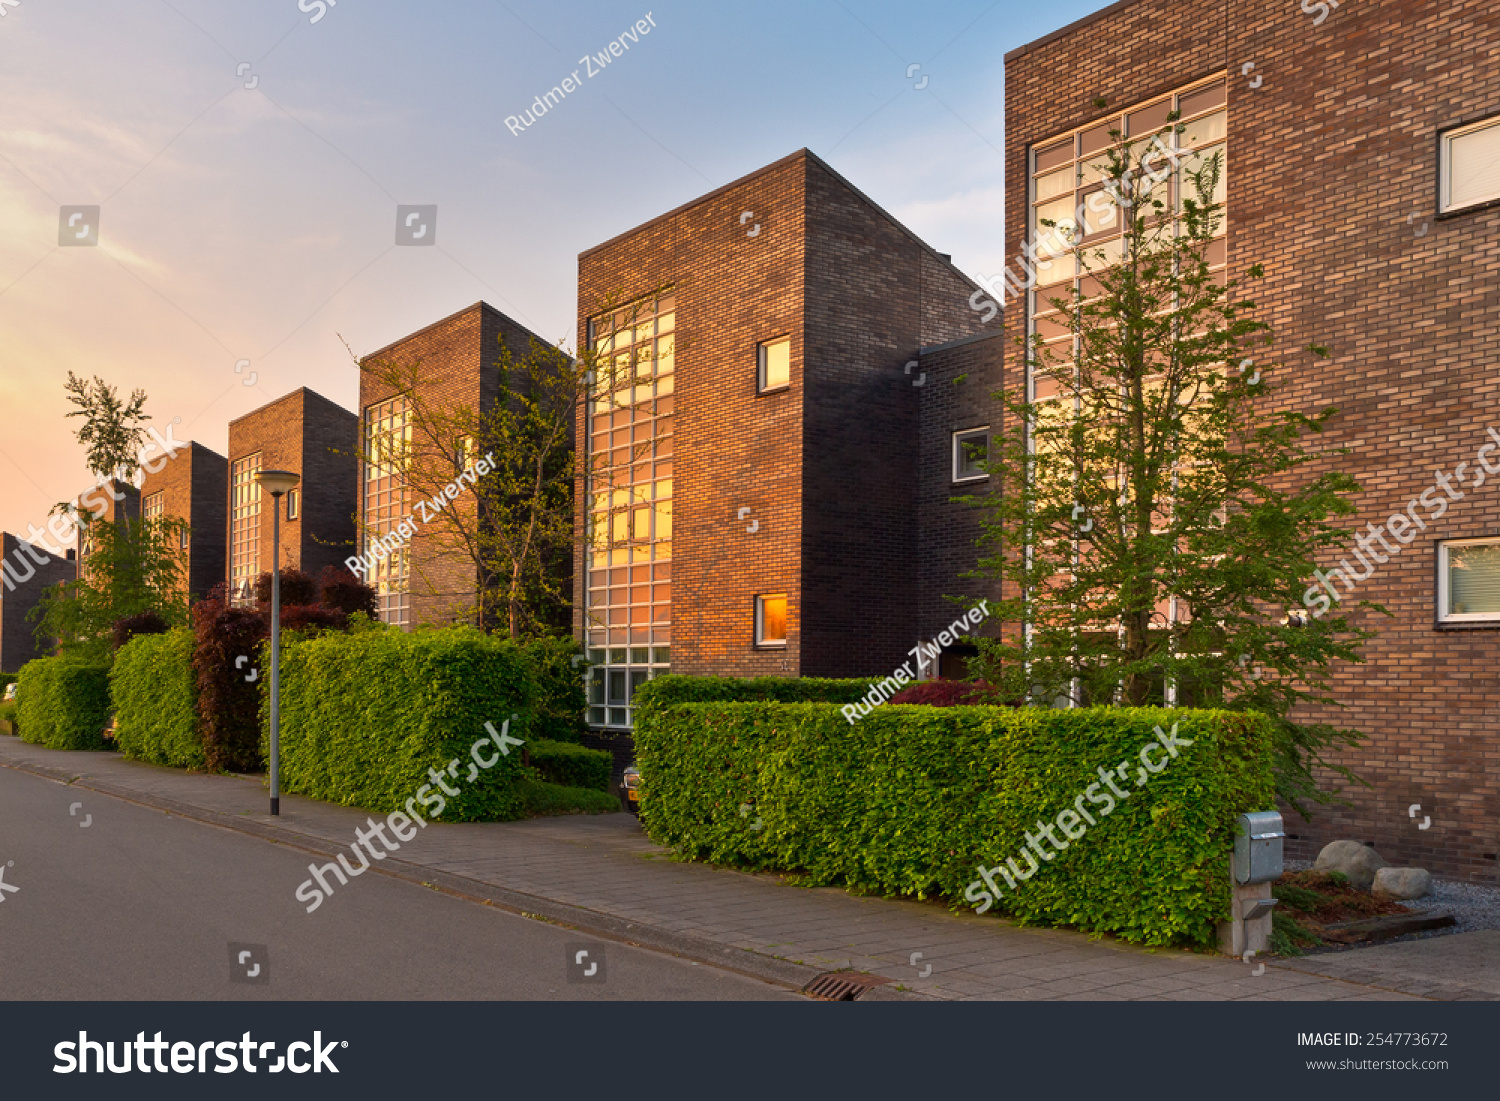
[[801, 971, 894, 1001]]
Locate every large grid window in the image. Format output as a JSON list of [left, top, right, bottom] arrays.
[[584, 292, 675, 728], [1438, 538, 1500, 624], [143, 491, 164, 521], [1027, 76, 1227, 404], [363, 394, 412, 627], [229, 454, 262, 605]]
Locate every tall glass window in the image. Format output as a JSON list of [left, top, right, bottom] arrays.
[[363, 395, 412, 627], [584, 292, 675, 728], [229, 453, 262, 605]]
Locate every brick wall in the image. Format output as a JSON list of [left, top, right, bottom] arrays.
[[576, 149, 998, 682], [0, 533, 76, 672], [1006, 0, 1500, 878], [359, 301, 560, 627], [226, 388, 358, 589], [141, 441, 228, 602]]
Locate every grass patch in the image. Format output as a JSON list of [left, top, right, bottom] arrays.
[[517, 777, 620, 817]]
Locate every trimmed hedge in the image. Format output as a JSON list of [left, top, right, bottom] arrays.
[[112, 628, 203, 769], [528, 738, 611, 791], [634, 675, 873, 709], [520, 637, 588, 743], [15, 657, 112, 751], [517, 777, 620, 816], [633, 695, 1276, 947], [270, 626, 536, 821]]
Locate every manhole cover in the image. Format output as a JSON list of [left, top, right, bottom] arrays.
[[801, 971, 894, 1001]]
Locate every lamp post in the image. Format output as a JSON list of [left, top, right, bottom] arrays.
[[255, 469, 301, 816]]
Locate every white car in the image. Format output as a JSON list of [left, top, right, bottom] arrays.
[[2, 682, 16, 703]]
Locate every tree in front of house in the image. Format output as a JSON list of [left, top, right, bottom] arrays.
[[30, 374, 189, 661], [965, 108, 1374, 816]]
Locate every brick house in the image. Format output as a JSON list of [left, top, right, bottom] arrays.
[[139, 441, 229, 603], [356, 301, 565, 628], [1004, 0, 1500, 877], [574, 148, 1001, 731], [0, 534, 76, 672], [225, 388, 358, 601], [73, 478, 140, 577]]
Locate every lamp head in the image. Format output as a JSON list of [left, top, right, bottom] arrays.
[[256, 469, 301, 497]]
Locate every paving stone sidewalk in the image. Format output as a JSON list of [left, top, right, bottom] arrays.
[[3, 736, 1478, 1002]]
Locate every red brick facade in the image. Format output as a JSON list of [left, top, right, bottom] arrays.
[[1006, 0, 1500, 879], [576, 149, 999, 694]]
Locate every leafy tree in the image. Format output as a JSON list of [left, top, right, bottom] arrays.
[[966, 109, 1374, 816], [353, 290, 666, 639], [61, 372, 151, 487]]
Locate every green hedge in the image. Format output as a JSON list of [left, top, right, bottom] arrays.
[[517, 777, 620, 816], [0, 673, 15, 694], [633, 674, 874, 709], [0, 699, 16, 733], [521, 637, 588, 743], [528, 738, 611, 791], [633, 698, 1275, 947], [15, 657, 112, 751], [270, 626, 536, 822], [111, 628, 203, 769]]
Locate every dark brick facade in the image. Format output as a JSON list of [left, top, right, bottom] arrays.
[[226, 388, 358, 589], [1006, 0, 1500, 878], [140, 441, 228, 602], [0, 533, 76, 672], [576, 149, 999, 683], [73, 479, 140, 577], [359, 301, 562, 627]]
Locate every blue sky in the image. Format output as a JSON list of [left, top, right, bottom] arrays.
[[0, 0, 1109, 539]]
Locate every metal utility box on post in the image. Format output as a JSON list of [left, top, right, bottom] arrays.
[[1218, 810, 1285, 958]]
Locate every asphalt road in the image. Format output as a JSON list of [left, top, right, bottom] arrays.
[[0, 765, 801, 1000]]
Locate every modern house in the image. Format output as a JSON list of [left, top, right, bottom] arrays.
[[225, 388, 359, 602], [356, 301, 565, 628], [0, 534, 76, 672], [573, 148, 1002, 730], [139, 440, 229, 603], [1004, 0, 1500, 878]]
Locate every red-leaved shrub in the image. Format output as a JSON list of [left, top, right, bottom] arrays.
[[191, 583, 268, 772], [316, 565, 378, 620], [886, 680, 1005, 707]]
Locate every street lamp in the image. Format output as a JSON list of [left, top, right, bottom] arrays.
[[255, 468, 301, 816]]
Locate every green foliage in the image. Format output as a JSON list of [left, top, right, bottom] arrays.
[[521, 636, 587, 742], [516, 777, 619, 816], [634, 695, 1276, 947], [632, 674, 873, 710], [0, 700, 17, 732], [963, 110, 1372, 817], [30, 514, 189, 662], [0, 673, 15, 693], [111, 628, 202, 769], [15, 656, 112, 750], [61, 372, 151, 485], [270, 626, 536, 821], [527, 738, 611, 791]]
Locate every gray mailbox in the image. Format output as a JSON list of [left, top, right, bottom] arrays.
[[1233, 810, 1285, 885]]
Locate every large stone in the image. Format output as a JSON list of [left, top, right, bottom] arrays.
[[1314, 840, 1390, 891], [1372, 866, 1432, 900]]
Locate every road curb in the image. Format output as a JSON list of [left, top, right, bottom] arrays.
[[0, 752, 929, 1000]]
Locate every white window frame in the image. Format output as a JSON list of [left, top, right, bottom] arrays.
[[1440, 115, 1500, 214], [757, 337, 791, 393], [286, 488, 300, 521], [755, 593, 788, 647], [1437, 536, 1500, 624], [952, 426, 991, 483]]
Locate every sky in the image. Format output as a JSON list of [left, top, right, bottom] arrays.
[[0, 0, 1111, 543]]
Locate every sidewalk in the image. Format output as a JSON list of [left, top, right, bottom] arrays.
[[4, 736, 1492, 1002]]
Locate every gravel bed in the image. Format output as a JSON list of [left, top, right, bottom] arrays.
[[1284, 858, 1500, 934]]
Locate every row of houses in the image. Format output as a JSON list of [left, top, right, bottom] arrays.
[[2, 0, 1496, 878]]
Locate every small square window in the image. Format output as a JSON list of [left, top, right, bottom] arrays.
[[286, 489, 300, 521], [952, 427, 990, 483], [1440, 116, 1500, 214], [755, 594, 787, 647], [757, 337, 790, 392], [1438, 538, 1500, 623]]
